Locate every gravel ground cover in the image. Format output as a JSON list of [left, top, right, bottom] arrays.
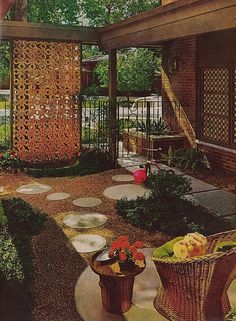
[[0, 166, 235, 321], [0, 168, 167, 321]]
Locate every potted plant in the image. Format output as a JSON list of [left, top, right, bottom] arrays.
[[108, 235, 145, 272]]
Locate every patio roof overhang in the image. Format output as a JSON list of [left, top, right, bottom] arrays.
[[0, 20, 101, 44], [100, 0, 236, 50]]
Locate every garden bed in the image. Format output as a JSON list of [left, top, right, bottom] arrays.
[[123, 129, 187, 158]]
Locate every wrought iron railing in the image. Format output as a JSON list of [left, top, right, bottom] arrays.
[[81, 98, 109, 152], [81, 96, 185, 160], [0, 92, 11, 151]]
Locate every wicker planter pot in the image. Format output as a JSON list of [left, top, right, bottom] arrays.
[[152, 230, 236, 321]]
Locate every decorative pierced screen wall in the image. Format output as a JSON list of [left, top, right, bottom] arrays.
[[234, 68, 236, 146], [201, 68, 230, 145], [12, 40, 81, 164]]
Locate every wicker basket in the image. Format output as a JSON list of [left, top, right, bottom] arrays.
[[152, 229, 236, 321]]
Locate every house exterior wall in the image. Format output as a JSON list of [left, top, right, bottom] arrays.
[[162, 32, 236, 172]]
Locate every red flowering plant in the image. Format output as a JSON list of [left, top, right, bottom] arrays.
[[108, 236, 145, 271], [0, 150, 21, 170]]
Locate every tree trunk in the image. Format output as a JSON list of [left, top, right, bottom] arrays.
[[12, 0, 27, 21]]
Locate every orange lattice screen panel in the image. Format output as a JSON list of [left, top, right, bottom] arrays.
[[201, 68, 229, 145], [12, 40, 81, 164], [234, 68, 236, 146]]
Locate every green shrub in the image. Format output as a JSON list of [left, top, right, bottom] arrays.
[[162, 146, 211, 171], [116, 169, 229, 236], [116, 194, 230, 236], [144, 169, 192, 198], [26, 149, 114, 178], [0, 227, 24, 281], [136, 117, 171, 135], [0, 150, 22, 170], [78, 149, 114, 175], [2, 198, 46, 235]]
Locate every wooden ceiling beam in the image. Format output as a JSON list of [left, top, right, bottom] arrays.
[[100, 0, 236, 49], [0, 20, 101, 44]]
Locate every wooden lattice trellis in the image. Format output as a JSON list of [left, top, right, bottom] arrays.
[[201, 68, 230, 145], [12, 40, 81, 164]]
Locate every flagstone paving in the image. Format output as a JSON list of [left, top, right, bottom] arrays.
[[103, 184, 150, 201], [47, 192, 70, 201], [112, 174, 134, 182], [70, 234, 106, 253], [189, 189, 236, 217], [16, 183, 52, 195], [72, 197, 102, 208], [184, 175, 219, 194], [63, 212, 108, 229]]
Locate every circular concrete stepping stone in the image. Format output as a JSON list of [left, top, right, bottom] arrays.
[[63, 212, 107, 229], [47, 192, 70, 201], [0, 186, 4, 193], [73, 197, 102, 208], [16, 183, 51, 195], [103, 184, 150, 201], [70, 234, 106, 253], [112, 174, 134, 182]]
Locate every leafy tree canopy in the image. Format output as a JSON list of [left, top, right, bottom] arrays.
[[95, 48, 159, 96], [78, 0, 161, 26], [27, 0, 80, 25]]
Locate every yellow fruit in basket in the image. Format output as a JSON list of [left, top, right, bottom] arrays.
[[174, 232, 207, 258], [173, 241, 189, 259]]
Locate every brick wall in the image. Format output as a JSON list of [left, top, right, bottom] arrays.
[[198, 143, 236, 173], [162, 36, 197, 147], [162, 35, 236, 172]]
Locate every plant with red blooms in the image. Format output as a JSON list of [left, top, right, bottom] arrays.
[[108, 236, 145, 268], [0, 150, 21, 170]]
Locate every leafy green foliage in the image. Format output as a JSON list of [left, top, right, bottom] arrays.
[[0, 41, 10, 82], [78, 0, 161, 26], [0, 227, 24, 281], [136, 118, 171, 135], [145, 169, 192, 198], [27, 0, 80, 25], [95, 49, 158, 96], [2, 198, 46, 236], [226, 307, 236, 321], [78, 149, 114, 175], [116, 169, 229, 236], [162, 146, 211, 171], [26, 149, 114, 177], [0, 150, 21, 170]]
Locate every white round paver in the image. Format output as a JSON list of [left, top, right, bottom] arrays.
[[16, 183, 51, 195], [73, 197, 102, 208], [103, 184, 150, 201], [70, 234, 106, 253], [47, 192, 70, 201], [0, 186, 4, 193], [63, 212, 107, 229], [112, 174, 134, 182]]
